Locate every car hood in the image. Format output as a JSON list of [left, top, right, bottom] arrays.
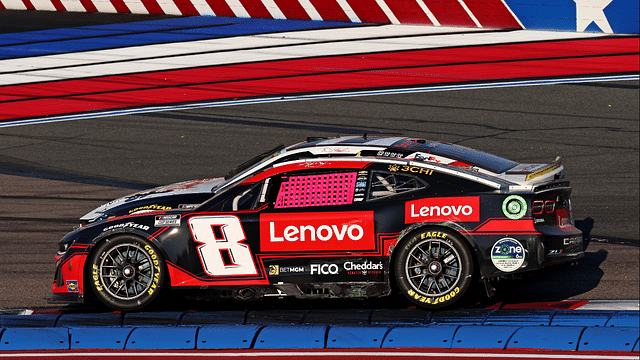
[[80, 177, 225, 222]]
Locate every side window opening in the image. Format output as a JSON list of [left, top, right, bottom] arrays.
[[274, 172, 358, 209], [215, 182, 264, 212], [369, 172, 426, 200]]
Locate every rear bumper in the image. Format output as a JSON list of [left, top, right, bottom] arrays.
[[538, 225, 584, 267], [545, 250, 584, 266]]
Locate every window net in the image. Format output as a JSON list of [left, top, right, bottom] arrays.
[[274, 172, 358, 208]]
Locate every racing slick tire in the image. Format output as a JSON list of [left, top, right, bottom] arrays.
[[395, 228, 474, 309], [88, 235, 165, 311]]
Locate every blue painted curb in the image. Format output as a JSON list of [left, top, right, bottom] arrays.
[[0, 309, 637, 351]]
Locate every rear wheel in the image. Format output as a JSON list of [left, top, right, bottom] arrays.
[[88, 235, 165, 311], [394, 228, 474, 308]]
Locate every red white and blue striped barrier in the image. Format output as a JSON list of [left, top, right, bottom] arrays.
[[0, 16, 638, 126], [0, 0, 638, 34]]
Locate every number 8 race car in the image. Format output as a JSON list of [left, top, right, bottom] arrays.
[[51, 136, 583, 311]]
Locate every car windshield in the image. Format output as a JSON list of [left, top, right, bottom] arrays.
[[209, 144, 287, 197], [224, 144, 286, 180]]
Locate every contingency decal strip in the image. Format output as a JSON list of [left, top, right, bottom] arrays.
[[0, 37, 637, 121]]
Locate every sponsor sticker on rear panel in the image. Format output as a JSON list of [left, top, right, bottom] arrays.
[[405, 197, 480, 223], [491, 238, 525, 272], [261, 211, 375, 252]]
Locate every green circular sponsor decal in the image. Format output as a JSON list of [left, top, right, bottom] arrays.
[[502, 195, 527, 219]]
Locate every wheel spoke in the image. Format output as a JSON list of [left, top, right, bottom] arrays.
[[408, 273, 424, 280], [404, 235, 468, 299], [98, 242, 158, 301]]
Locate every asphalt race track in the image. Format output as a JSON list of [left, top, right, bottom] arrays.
[[0, 10, 638, 311]]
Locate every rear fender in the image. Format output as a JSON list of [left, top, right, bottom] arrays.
[[391, 221, 482, 279]]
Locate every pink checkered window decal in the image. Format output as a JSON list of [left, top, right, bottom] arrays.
[[274, 172, 358, 208]]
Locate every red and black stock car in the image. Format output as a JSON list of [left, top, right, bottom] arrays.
[[51, 136, 583, 311]]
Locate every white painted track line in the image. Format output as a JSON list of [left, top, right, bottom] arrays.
[[577, 300, 639, 311]]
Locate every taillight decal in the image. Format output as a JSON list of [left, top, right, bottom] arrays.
[[545, 200, 556, 213], [532, 200, 544, 215]]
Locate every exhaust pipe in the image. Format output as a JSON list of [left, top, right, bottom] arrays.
[[235, 287, 257, 301]]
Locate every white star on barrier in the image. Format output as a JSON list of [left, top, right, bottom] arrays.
[[574, 0, 614, 33]]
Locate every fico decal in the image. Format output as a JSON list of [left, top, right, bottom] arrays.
[[261, 211, 375, 252], [405, 197, 480, 223]]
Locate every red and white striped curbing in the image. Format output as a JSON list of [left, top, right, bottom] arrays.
[[0, 0, 523, 28]]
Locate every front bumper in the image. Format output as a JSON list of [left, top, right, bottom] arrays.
[[50, 253, 88, 304]]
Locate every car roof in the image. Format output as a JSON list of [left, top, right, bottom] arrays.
[[286, 136, 519, 174], [215, 136, 519, 196]]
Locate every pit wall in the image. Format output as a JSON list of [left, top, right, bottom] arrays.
[[0, 0, 638, 34]]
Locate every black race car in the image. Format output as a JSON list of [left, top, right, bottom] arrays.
[[51, 136, 583, 311]]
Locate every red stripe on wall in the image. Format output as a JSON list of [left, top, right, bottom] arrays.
[[109, 0, 131, 13], [206, 0, 235, 17], [140, 0, 165, 15], [173, 0, 200, 15], [463, 0, 520, 28], [79, 0, 98, 12], [238, 0, 273, 18], [426, 0, 476, 27], [345, 0, 390, 23], [308, 0, 350, 21], [274, 0, 312, 20], [50, 0, 66, 11], [22, 0, 35, 9], [385, 0, 433, 25]]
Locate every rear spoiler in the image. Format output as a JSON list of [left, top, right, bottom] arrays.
[[525, 156, 562, 181], [533, 180, 571, 194]]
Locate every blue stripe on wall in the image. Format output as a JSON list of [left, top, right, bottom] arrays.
[[0, 16, 356, 59]]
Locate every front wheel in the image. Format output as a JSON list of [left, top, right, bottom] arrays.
[[88, 235, 165, 311], [394, 228, 474, 309]]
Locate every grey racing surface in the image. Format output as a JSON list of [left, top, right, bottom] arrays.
[[0, 10, 638, 311]]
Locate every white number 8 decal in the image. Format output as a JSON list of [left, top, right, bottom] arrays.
[[189, 215, 258, 276]]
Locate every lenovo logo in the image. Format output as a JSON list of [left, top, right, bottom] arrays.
[[406, 197, 480, 223], [261, 211, 375, 252], [269, 223, 364, 242]]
